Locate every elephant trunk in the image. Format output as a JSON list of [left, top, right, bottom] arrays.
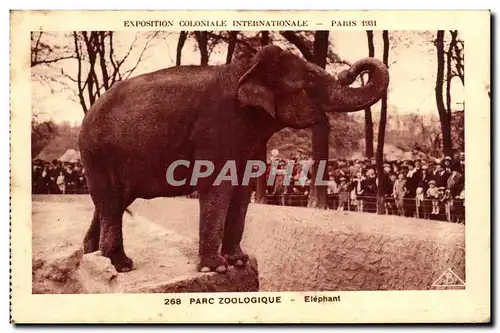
[[325, 58, 390, 113]]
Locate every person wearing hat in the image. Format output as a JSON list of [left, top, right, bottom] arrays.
[[458, 151, 465, 174], [426, 179, 440, 215], [447, 161, 464, 198], [450, 160, 465, 223], [392, 172, 408, 216], [443, 156, 453, 173], [380, 162, 393, 195], [357, 160, 366, 176], [349, 160, 360, 177], [352, 172, 365, 212], [432, 159, 450, 188], [418, 164, 430, 193], [337, 176, 350, 211], [392, 163, 400, 175], [362, 168, 377, 213], [334, 161, 348, 182], [404, 160, 419, 217]]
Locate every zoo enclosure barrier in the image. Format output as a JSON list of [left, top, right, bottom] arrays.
[[263, 193, 465, 223], [35, 185, 465, 223]]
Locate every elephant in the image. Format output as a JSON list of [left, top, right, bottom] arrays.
[[79, 44, 389, 273]]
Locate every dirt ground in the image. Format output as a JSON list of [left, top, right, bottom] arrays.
[[32, 195, 466, 292]]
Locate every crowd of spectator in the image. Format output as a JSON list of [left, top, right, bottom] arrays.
[[32, 147, 466, 223], [32, 159, 87, 194], [263, 148, 466, 223]]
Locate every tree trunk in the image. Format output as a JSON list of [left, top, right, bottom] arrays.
[[280, 31, 315, 62], [176, 31, 187, 66], [194, 31, 209, 66], [364, 30, 375, 159], [254, 31, 271, 204], [435, 30, 453, 157], [254, 145, 268, 204], [449, 30, 464, 85], [376, 30, 390, 214], [307, 31, 330, 209], [261, 31, 269, 46], [226, 31, 238, 64]]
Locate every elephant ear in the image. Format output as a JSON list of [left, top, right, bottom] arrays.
[[236, 46, 284, 119]]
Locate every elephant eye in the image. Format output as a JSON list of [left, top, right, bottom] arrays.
[[305, 69, 316, 79]]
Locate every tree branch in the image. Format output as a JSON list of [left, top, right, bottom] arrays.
[[280, 31, 314, 62], [226, 31, 238, 64], [123, 32, 159, 79], [98, 31, 109, 90], [32, 55, 76, 67], [176, 31, 188, 66], [194, 31, 209, 66], [72, 32, 88, 113], [206, 31, 257, 54]]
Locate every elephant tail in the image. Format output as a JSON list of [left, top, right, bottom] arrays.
[[125, 208, 133, 216]]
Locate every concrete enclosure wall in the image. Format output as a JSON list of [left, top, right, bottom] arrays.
[[242, 203, 465, 291]]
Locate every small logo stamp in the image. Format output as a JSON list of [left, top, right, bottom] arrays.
[[432, 268, 466, 288]]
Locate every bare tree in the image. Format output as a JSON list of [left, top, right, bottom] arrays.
[[260, 31, 269, 46], [376, 30, 390, 214], [450, 30, 464, 85], [61, 31, 158, 114], [254, 31, 271, 204], [31, 32, 75, 67], [307, 31, 330, 209], [280, 31, 330, 209], [434, 30, 453, 157], [364, 30, 375, 159], [225, 31, 238, 64], [176, 31, 188, 66], [280, 31, 315, 62], [194, 31, 209, 66]]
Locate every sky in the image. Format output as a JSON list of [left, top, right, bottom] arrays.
[[31, 30, 465, 125]]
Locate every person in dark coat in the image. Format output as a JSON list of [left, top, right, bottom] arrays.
[[362, 168, 377, 196], [447, 162, 464, 198], [458, 151, 466, 174], [362, 168, 377, 213], [405, 160, 420, 197], [418, 164, 431, 192], [432, 161, 450, 188], [443, 156, 453, 173], [379, 163, 393, 197]]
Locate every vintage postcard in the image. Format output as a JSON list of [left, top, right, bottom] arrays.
[[10, 10, 490, 323]]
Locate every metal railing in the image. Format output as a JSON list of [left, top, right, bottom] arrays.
[[264, 193, 465, 223], [32, 185, 465, 223]]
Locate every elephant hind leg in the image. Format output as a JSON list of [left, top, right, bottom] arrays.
[[85, 165, 134, 273], [98, 202, 134, 273], [83, 209, 100, 253]]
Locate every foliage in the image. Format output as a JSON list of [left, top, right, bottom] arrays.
[[31, 119, 58, 158], [33, 122, 81, 160], [31, 32, 75, 67], [267, 113, 363, 160], [450, 110, 464, 152]]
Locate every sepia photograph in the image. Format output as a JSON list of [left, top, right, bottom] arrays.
[[10, 10, 490, 323]]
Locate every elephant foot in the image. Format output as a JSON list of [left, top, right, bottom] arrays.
[[197, 254, 228, 273], [108, 253, 134, 273], [222, 247, 249, 267]]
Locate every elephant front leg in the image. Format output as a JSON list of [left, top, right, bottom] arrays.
[[221, 186, 252, 267], [197, 184, 234, 273]]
